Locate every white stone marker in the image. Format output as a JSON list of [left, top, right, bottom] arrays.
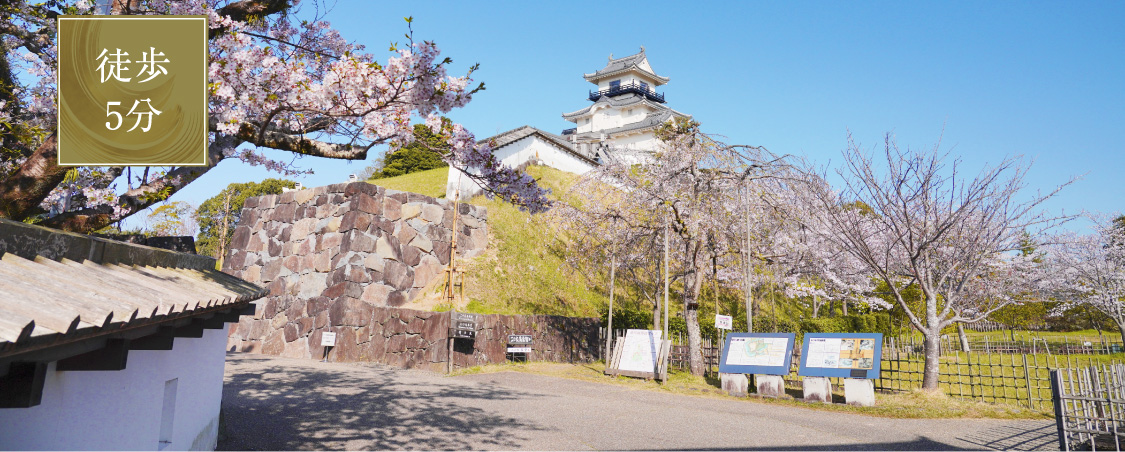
[[844, 378, 876, 406], [720, 372, 748, 397], [802, 376, 833, 403], [755, 374, 785, 398]]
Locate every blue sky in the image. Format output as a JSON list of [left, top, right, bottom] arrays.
[[164, 1, 1124, 230]]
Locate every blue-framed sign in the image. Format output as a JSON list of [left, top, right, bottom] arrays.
[[717, 333, 796, 375], [797, 333, 883, 379]]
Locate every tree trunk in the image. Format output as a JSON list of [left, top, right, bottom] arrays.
[[684, 240, 706, 376], [956, 323, 971, 352], [921, 330, 943, 391], [1116, 320, 1125, 347], [811, 295, 820, 318], [842, 299, 848, 316], [0, 134, 63, 221]]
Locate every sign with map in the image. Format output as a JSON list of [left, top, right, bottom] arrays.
[[717, 333, 796, 375], [798, 333, 884, 379], [616, 329, 663, 375]]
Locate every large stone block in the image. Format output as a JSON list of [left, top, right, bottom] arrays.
[[387, 290, 408, 307], [401, 245, 421, 267], [433, 241, 451, 265], [396, 224, 417, 245], [329, 297, 374, 327], [401, 203, 422, 220], [384, 260, 414, 291], [295, 189, 316, 205], [272, 202, 296, 221], [376, 235, 401, 261], [364, 255, 385, 272], [420, 204, 444, 223], [344, 182, 380, 197], [361, 283, 392, 305], [291, 217, 318, 240], [413, 258, 443, 288], [340, 210, 371, 233], [383, 196, 402, 221], [297, 272, 328, 299], [355, 193, 382, 215], [411, 233, 434, 253]]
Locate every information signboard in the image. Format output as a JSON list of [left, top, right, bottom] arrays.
[[717, 333, 796, 375], [449, 312, 478, 339], [508, 335, 533, 345], [797, 333, 883, 379], [616, 329, 663, 374], [321, 332, 337, 347], [715, 314, 733, 330]]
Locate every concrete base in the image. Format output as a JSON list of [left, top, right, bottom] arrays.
[[720, 373, 748, 397], [802, 376, 833, 403], [844, 378, 876, 406], [754, 374, 785, 398]]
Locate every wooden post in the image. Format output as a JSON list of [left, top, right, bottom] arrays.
[[1023, 354, 1034, 409], [745, 207, 753, 333], [663, 224, 670, 385], [607, 240, 616, 362]]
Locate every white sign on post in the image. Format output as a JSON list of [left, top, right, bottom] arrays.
[[321, 332, 337, 347], [715, 314, 733, 330]]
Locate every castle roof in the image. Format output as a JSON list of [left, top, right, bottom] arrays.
[[478, 125, 598, 164], [561, 93, 657, 120], [583, 47, 670, 86]]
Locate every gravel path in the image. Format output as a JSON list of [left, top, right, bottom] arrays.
[[219, 353, 1058, 450]]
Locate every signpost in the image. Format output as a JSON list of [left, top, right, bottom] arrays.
[[715, 314, 733, 330], [507, 334, 533, 362], [320, 332, 337, 362], [447, 312, 479, 373]]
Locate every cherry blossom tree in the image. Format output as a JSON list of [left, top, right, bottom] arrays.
[[797, 133, 1071, 390], [1043, 213, 1125, 343], [0, 0, 548, 233], [559, 119, 791, 376]]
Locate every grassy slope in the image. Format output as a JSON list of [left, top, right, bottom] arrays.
[[462, 166, 606, 317], [367, 165, 607, 317], [366, 166, 449, 198]]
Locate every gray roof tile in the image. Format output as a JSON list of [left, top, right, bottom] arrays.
[[584, 48, 670, 85]]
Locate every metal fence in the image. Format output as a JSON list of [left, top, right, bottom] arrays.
[[1051, 364, 1125, 451]]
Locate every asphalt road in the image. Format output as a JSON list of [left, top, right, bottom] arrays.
[[218, 353, 1058, 450]]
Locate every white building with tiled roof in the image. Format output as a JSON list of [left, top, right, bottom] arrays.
[[0, 220, 266, 451], [563, 47, 690, 157], [447, 48, 690, 201]]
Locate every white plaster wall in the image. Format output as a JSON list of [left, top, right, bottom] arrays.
[[596, 73, 660, 91], [576, 117, 593, 133], [610, 132, 660, 152], [447, 135, 593, 200], [592, 109, 621, 130], [0, 325, 230, 451]]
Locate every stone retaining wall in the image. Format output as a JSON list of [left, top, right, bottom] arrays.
[[223, 181, 599, 370], [230, 304, 599, 371]]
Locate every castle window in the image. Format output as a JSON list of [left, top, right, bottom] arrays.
[[609, 80, 621, 90]]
